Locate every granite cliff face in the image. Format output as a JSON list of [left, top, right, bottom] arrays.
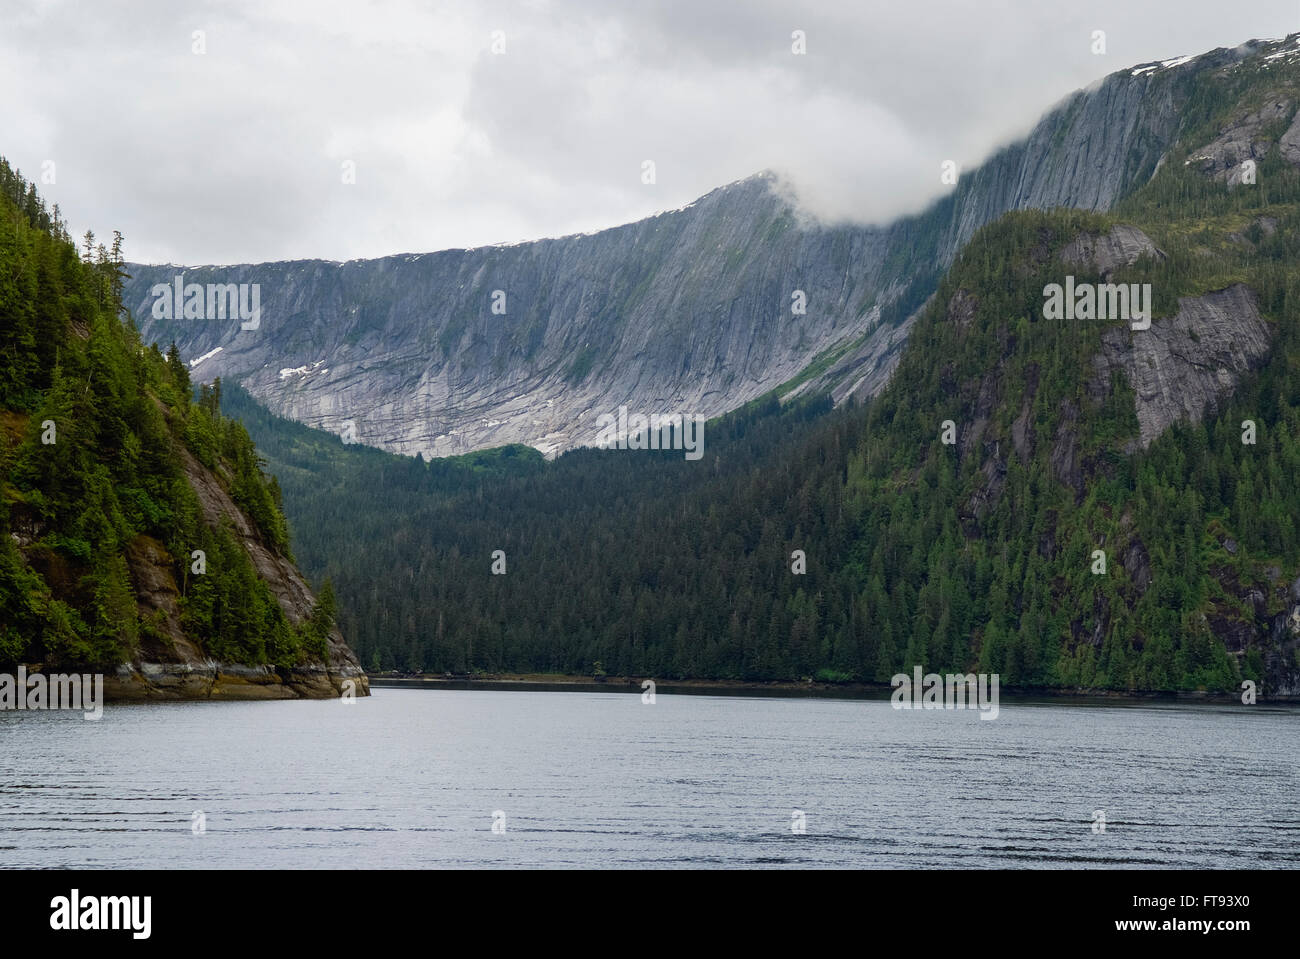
[[1056, 225, 1276, 451], [122, 38, 1300, 460], [1093, 284, 1273, 449]]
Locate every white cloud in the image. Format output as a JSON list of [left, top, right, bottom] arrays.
[[1, 0, 1295, 263]]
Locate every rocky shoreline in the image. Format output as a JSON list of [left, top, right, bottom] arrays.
[[102, 661, 370, 701]]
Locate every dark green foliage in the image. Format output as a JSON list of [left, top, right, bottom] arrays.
[[0, 157, 311, 669]]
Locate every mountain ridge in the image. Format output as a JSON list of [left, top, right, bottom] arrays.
[[122, 35, 1300, 460]]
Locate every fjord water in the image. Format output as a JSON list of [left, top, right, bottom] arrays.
[[1, 689, 1295, 868]]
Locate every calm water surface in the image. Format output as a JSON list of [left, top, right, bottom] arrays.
[[1, 688, 1296, 868]]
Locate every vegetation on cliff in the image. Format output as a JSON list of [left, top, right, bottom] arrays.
[[0, 158, 333, 669]]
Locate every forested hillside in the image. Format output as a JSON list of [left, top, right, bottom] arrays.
[[0, 157, 364, 696], [226, 47, 1300, 696]]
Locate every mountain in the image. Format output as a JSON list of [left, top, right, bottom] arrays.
[[0, 159, 369, 700], [117, 36, 1274, 459], [218, 34, 1300, 697]]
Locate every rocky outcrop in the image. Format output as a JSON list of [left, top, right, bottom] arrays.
[[1049, 400, 1083, 497], [1090, 284, 1272, 448], [1061, 224, 1166, 275], [123, 36, 1292, 460], [1280, 109, 1300, 166], [103, 660, 359, 701], [1200, 563, 1300, 697], [1187, 98, 1296, 184], [108, 449, 369, 703], [1123, 539, 1153, 595], [178, 446, 326, 634], [1061, 225, 1270, 454], [1185, 37, 1300, 184]]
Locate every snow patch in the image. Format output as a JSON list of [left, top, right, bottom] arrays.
[[189, 346, 223, 369], [1131, 53, 1197, 77], [278, 359, 327, 381], [1264, 39, 1300, 62]]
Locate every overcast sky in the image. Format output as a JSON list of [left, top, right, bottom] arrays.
[[2, 0, 1297, 264]]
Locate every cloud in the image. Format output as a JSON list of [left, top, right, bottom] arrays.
[[1, 0, 1296, 263]]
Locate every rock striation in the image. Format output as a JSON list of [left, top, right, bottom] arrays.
[[1092, 284, 1272, 448]]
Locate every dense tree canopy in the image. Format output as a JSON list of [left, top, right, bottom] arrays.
[[0, 157, 330, 668]]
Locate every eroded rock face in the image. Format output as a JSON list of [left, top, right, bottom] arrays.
[[1210, 568, 1300, 697], [124, 535, 194, 654], [1091, 284, 1272, 448], [110, 450, 369, 702], [1061, 225, 1166, 275], [946, 289, 979, 331], [1280, 110, 1300, 166], [179, 447, 321, 631], [785, 298, 925, 409], [1123, 539, 1153, 595], [1050, 400, 1083, 497]]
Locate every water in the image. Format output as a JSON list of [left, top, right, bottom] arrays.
[[1, 688, 1296, 868]]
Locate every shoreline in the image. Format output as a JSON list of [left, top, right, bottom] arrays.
[[368, 673, 1298, 705]]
